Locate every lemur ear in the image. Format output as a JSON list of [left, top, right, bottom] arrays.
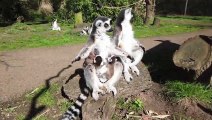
[[126, 8, 132, 13], [96, 20, 102, 27], [109, 19, 112, 25]]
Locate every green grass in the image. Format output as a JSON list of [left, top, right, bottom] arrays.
[[16, 114, 25, 120], [0, 16, 212, 51], [0, 22, 86, 51], [165, 81, 212, 103], [134, 23, 200, 38], [25, 83, 60, 107], [160, 15, 212, 23], [58, 99, 73, 112], [116, 98, 144, 112]]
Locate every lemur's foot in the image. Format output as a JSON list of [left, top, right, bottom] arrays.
[[104, 84, 117, 96], [98, 89, 105, 95], [124, 72, 133, 82], [131, 66, 140, 76], [92, 92, 99, 101]]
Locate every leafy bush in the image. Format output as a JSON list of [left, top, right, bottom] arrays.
[[53, 0, 145, 24]]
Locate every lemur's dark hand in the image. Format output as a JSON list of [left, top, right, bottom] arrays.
[[127, 55, 134, 62], [71, 57, 81, 64]]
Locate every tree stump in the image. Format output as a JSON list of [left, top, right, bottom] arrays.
[[74, 12, 83, 27], [62, 62, 152, 119], [173, 35, 212, 84], [152, 17, 160, 26]]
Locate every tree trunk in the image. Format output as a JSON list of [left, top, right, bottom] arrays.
[[184, 0, 189, 15], [144, 0, 155, 25], [74, 11, 83, 28], [152, 17, 160, 26]]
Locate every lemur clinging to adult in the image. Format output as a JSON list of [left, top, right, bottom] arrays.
[[113, 8, 145, 80], [62, 16, 127, 120]]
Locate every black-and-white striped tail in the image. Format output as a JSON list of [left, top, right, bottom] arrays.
[[61, 88, 89, 120]]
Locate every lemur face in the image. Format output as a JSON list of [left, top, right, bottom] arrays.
[[124, 8, 133, 21], [91, 16, 113, 34]]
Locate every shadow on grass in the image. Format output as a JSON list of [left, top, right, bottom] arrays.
[[143, 40, 195, 84], [24, 64, 72, 120]]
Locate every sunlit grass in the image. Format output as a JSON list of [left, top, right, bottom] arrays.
[[165, 81, 212, 103], [0, 15, 211, 51], [25, 83, 60, 107], [0, 22, 86, 51], [134, 23, 200, 38]]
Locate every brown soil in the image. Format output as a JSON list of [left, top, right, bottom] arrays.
[[138, 83, 212, 120], [0, 29, 212, 120]]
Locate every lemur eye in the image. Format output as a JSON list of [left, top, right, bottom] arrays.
[[97, 23, 101, 27], [104, 23, 109, 28]]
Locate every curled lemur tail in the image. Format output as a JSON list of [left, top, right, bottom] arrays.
[[62, 88, 89, 120]]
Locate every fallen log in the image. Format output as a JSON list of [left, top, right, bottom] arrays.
[[62, 62, 152, 119]]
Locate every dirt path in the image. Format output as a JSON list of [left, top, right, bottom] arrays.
[[0, 29, 212, 103]]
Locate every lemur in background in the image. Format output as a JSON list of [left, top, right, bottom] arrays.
[[52, 19, 61, 31], [62, 16, 127, 120], [113, 8, 145, 81], [80, 26, 92, 36]]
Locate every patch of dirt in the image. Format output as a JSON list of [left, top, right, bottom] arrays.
[[0, 81, 65, 120], [1, 82, 212, 120], [140, 83, 212, 120], [114, 83, 212, 120]]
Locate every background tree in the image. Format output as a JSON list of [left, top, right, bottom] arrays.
[[184, 0, 189, 15], [144, 0, 155, 25]]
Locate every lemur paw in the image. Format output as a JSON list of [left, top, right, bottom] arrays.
[[92, 92, 99, 101], [99, 89, 105, 95], [71, 56, 81, 64], [131, 66, 140, 76], [124, 72, 133, 82], [105, 84, 117, 96]]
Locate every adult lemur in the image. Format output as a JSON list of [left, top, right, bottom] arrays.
[[62, 16, 128, 120], [113, 8, 145, 79]]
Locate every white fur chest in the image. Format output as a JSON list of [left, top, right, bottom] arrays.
[[121, 21, 133, 40], [119, 21, 137, 53], [94, 34, 111, 57]]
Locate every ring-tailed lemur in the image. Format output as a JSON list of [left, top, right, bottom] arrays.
[[113, 8, 145, 81], [80, 26, 92, 36], [72, 16, 130, 98], [52, 19, 61, 31], [62, 16, 127, 120]]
